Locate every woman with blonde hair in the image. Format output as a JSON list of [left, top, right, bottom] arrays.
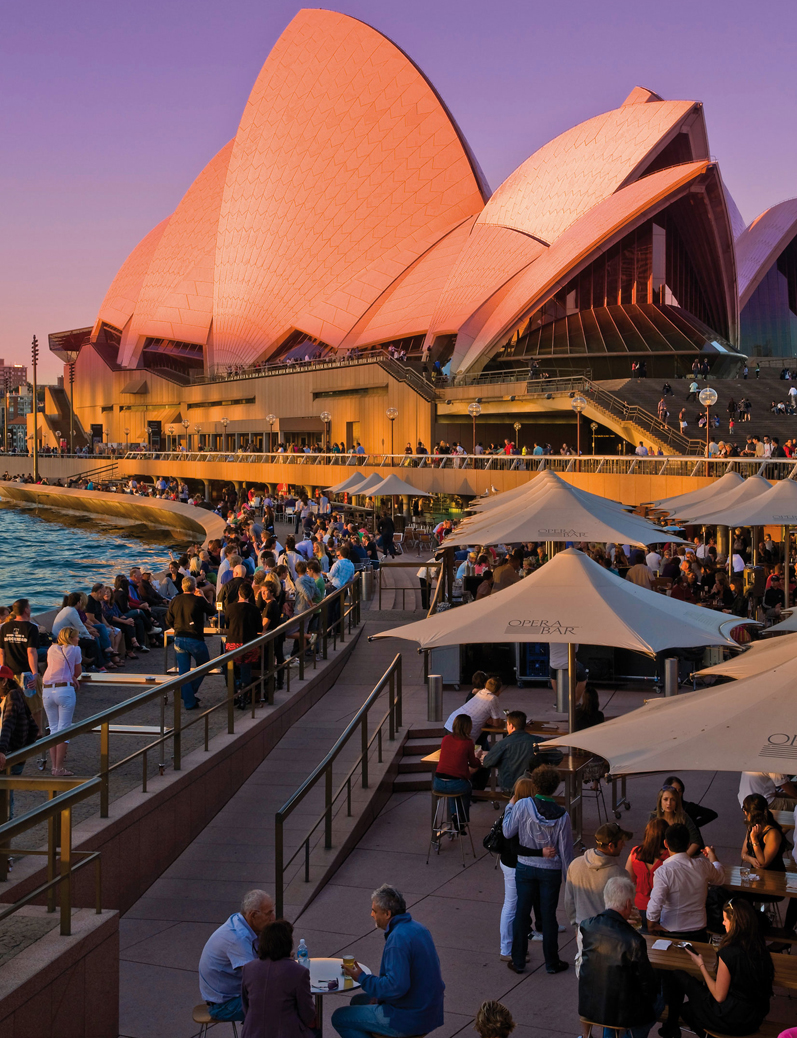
[[650, 784, 701, 856], [42, 627, 82, 775]]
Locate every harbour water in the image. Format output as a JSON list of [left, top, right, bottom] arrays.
[[0, 502, 189, 613]]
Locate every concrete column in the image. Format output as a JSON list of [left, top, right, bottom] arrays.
[[400, 495, 410, 517], [202, 479, 212, 503], [716, 525, 729, 557]]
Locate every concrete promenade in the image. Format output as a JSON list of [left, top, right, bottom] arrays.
[[116, 599, 796, 1037]]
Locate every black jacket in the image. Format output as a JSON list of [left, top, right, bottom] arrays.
[[578, 909, 657, 1028], [165, 593, 215, 640], [0, 687, 39, 756]]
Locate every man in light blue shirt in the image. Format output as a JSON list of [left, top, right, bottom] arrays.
[[329, 544, 356, 589], [198, 889, 274, 1022]]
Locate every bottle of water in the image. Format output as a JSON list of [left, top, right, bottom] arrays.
[[297, 939, 309, 968]]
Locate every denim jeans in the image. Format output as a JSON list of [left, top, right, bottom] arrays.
[[331, 993, 413, 1038], [93, 624, 112, 657], [174, 636, 210, 706], [8, 762, 24, 819], [513, 863, 562, 969], [432, 775, 471, 822], [499, 861, 517, 956], [207, 996, 244, 1022]]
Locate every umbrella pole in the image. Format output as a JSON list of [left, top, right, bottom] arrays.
[[785, 525, 790, 609], [567, 642, 577, 744]]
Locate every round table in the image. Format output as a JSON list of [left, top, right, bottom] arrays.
[[308, 957, 372, 1037]]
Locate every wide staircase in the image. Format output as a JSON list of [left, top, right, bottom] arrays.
[[606, 368, 797, 451], [393, 725, 442, 793]]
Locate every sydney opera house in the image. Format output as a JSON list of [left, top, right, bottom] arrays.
[[45, 9, 797, 457]]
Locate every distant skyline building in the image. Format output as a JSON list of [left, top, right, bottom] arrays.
[[0, 359, 27, 390]]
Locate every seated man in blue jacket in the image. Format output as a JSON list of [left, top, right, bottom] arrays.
[[333, 884, 445, 1038]]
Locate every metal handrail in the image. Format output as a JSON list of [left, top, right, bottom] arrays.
[[0, 579, 361, 895], [274, 654, 402, 917]]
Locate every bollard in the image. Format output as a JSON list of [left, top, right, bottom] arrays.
[[361, 567, 372, 601], [664, 657, 679, 697], [555, 668, 567, 713], [427, 674, 443, 722]]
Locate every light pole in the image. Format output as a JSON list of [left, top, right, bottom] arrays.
[[590, 421, 598, 455], [571, 394, 587, 456], [182, 418, 189, 450], [221, 416, 229, 452], [320, 411, 331, 452], [124, 427, 130, 451], [167, 424, 175, 452], [31, 335, 39, 480], [699, 387, 718, 460], [386, 407, 398, 464], [513, 420, 522, 453], [194, 424, 202, 451], [55, 429, 62, 455], [467, 402, 481, 455], [2, 372, 9, 455], [266, 413, 276, 453]]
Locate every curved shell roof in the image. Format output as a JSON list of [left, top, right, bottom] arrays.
[[209, 9, 488, 365], [94, 217, 170, 337], [453, 161, 732, 372], [120, 139, 235, 366], [737, 198, 797, 309]]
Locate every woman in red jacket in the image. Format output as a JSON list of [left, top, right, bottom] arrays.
[[433, 713, 482, 831], [624, 817, 669, 928]]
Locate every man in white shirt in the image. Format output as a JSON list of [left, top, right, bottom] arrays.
[[738, 772, 797, 812], [634, 442, 648, 456], [645, 549, 662, 574], [549, 642, 587, 704], [646, 824, 725, 941], [443, 677, 505, 741]]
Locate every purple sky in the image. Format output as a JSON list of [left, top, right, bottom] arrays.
[[3, 0, 796, 381]]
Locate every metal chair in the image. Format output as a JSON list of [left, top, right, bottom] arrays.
[[579, 1020, 624, 1038], [192, 1003, 240, 1037]]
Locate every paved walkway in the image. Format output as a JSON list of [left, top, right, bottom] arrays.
[[117, 611, 428, 1038]]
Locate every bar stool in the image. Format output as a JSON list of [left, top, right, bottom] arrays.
[[578, 1020, 624, 1038], [426, 790, 475, 866], [192, 1003, 240, 1037]]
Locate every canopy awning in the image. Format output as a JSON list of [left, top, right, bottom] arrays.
[[367, 474, 431, 497], [667, 474, 772, 523], [373, 548, 740, 653], [645, 471, 744, 513], [326, 471, 367, 494], [696, 631, 797, 678], [541, 659, 797, 774], [701, 478, 797, 527]]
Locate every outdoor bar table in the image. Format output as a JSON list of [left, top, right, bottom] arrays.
[[774, 809, 795, 831], [723, 865, 797, 899], [307, 957, 371, 1037], [420, 747, 591, 844], [644, 934, 797, 991], [162, 625, 224, 674]]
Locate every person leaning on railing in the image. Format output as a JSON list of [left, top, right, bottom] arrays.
[[0, 666, 40, 818]]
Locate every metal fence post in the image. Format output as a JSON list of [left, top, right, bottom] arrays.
[[227, 658, 236, 734], [100, 722, 110, 818], [173, 681, 182, 771], [388, 672, 395, 742], [298, 618, 305, 680], [325, 766, 333, 849], [321, 599, 329, 660], [59, 806, 72, 936], [395, 654, 403, 729], [275, 817, 284, 918], [267, 640, 276, 705], [428, 674, 443, 722], [555, 669, 567, 714], [361, 714, 369, 789]]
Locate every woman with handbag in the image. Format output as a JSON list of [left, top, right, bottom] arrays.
[[41, 627, 82, 776]]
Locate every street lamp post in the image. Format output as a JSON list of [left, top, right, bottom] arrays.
[[266, 414, 276, 453], [2, 372, 9, 455], [194, 424, 202, 451], [182, 419, 189, 450], [221, 416, 229, 453], [513, 420, 522, 453], [167, 424, 175, 452], [467, 402, 481, 455], [31, 335, 39, 480], [55, 430, 62, 455], [124, 427, 130, 451], [320, 411, 331, 452], [699, 387, 718, 461], [386, 407, 398, 464], [590, 421, 599, 455], [49, 340, 82, 455], [571, 394, 587, 456]]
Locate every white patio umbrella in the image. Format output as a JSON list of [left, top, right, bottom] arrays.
[[704, 477, 797, 527], [696, 631, 797, 679], [469, 469, 632, 513], [326, 471, 366, 494], [373, 548, 740, 730], [445, 480, 687, 549], [367, 474, 431, 497], [646, 471, 744, 514], [667, 474, 772, 523], [354, 472, 391, 496], [761, 610, 797, 636], [540, 659, 797, 774]]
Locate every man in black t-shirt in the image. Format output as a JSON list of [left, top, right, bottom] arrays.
[[0, 599, 40, 682], [763, 576, 785, 621]]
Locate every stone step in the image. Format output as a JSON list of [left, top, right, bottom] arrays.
[[398, 755, 436, 774], [393, 772, 432, 793], [405, 725, 446, 739], [403, 736, 441, 754]]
